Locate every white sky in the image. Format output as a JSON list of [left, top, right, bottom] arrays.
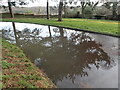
[[26, 0, 59, 7], [1, 0, 118, 7], [0, 0, 59, 7]]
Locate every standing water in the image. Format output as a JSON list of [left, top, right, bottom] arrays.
[[1, 22, 119, 88]]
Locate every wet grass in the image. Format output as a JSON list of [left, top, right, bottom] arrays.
[[1, 39, 56, 88], [2, 18, 119, 36]]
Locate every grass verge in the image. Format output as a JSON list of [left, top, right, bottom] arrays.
[[1, 39, 56, 88], [2, 18, 119, 36]]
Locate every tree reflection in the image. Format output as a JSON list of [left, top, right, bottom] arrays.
[[12, 22, 20, 46], [2, 24, 116, 84], [2, 22, 19, 46]]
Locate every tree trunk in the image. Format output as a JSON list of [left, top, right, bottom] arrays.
[[112, 2, 117, 19], [48, 25, 52, 37], [48, 25, 53, 46], [81, 2, 87, 18], [58, 1, 63, 21], [63, 4, 67, 18], [59, 27, 65, 47], [47, 0, 50, 19], [81, 7, 84, 14], [12, 22, 19, 46], [8, 0, 14, 18], [59, 27, 64, 37]]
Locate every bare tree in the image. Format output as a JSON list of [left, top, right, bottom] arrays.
[[103, 2, 119, 19], [88, 1, 99, 11], [68, 0, 89, 16], [4, 0, 35, 18], [8, 0, 14, 18], [58, 0, 63, 21], [81, 2, 88, 14]]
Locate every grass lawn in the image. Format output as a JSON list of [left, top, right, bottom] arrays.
[[2, 18, 119, 36], [1, 39, 56, 88]]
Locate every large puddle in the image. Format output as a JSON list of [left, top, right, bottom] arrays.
[[1, 22, 119, 88]]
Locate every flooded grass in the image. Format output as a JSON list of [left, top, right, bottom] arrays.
[[1, 39, 56, 88], [1, 22, 118, 88]]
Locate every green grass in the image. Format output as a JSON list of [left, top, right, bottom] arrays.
[[21, 74, 42, 80], [0, 61, 14, 69], [0, 83, 2, 89], [17, 80, 37, 88], [2, 18, 119, 36], [2, 39, 56, 88]]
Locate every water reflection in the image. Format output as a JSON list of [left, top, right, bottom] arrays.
[[1, 22, 118, 88]]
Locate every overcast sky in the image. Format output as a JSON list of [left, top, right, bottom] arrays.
[[0, 0, 119, 7], [0, 0, 59, 7], [26, 0, 59, 7]]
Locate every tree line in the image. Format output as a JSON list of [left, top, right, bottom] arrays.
[[1, 0, 120, 21]]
